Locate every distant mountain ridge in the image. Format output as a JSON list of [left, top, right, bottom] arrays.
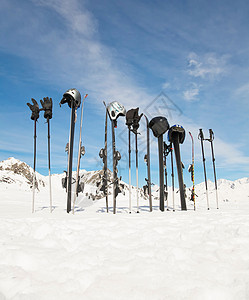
[[0, 157, 249, 205], [0, 157, 130, 200]]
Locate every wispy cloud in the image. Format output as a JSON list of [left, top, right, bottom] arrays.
[[234, 81, 249, 99], [162, 82, 171, 90], [34, 0, 97, 37], [183, 83, 200, 101], [187, 52, 229, 79]]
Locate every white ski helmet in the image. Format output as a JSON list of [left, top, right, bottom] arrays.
[[62, 88, 81, 108], [107, 101, 126, 121]]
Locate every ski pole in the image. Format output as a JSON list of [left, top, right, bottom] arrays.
[[199, 129, 210, 210], [32, 120, 37, 213], [27, 98, 40, 213], [47, 118, 52, 213], [209, 129, 219, 209], [40, 97, 53, 213], [126, 108, 143, 213]]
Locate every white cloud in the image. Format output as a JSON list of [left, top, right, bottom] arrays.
[[34, 0, 97, 37], [234, 82, 249, 98], [183, 83, 200, 101], [162, 81, 171, 90], [187, 52, 229, 79]]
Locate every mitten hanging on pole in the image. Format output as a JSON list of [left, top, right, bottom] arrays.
[[40, 97, 53, 213], [27, 98, 40, 213]]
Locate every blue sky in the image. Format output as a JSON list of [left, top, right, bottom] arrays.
[[0, 0, 249, 188]]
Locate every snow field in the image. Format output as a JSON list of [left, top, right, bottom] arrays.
[[1, 159, 249, 299], [1, 199, 249, 299]]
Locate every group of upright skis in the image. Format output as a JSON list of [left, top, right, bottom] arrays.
[[27, 90, 219, 214]]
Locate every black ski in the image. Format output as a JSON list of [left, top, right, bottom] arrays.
[[163, 142, 171, 210], [149, 116, 170, 212], [73, 94, 88, 214], [168, 125, 187, 211], [60, 88, 82, 213], [170, 143, 175, 211], [144, 114, 152, 212], [99, 101, 109, 212], [107, 101, 126, 214]]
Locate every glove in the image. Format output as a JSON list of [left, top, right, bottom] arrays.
[[40, 97, 53, 119], [27, 98, 40, 121]]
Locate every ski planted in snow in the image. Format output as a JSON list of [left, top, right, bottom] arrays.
[[168, 125, 187, 211], [149, 116, 170, 212], [163, 142, 171, 210], [99, 101, 109, 212], [60, 88, 82, 213], [170, 143, 175, 211], [72, 94, 88, 214], [188, 131, 195, 210], [143, 114, 152, 212], [107, 101, 126, 214]]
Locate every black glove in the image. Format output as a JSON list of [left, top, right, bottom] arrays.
[[40, 97, 53, 119], [27, 98, 40, 121]]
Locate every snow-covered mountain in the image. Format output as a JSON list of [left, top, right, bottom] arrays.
[[1, 157, 249, 211], [0, 157, 46, 191], [0, 157, 141, 205]]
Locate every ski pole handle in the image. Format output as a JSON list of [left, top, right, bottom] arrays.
[[209, 129, 214, 141]]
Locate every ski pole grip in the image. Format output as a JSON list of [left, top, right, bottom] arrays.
[[199, 128, 204, 139], [209, 129, 214, 141]]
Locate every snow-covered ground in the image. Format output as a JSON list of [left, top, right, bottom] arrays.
[[0, 158, 249, 299]]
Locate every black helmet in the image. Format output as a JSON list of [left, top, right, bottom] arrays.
[[168, 124, 186, 144], [149, 116, 169, 138]]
